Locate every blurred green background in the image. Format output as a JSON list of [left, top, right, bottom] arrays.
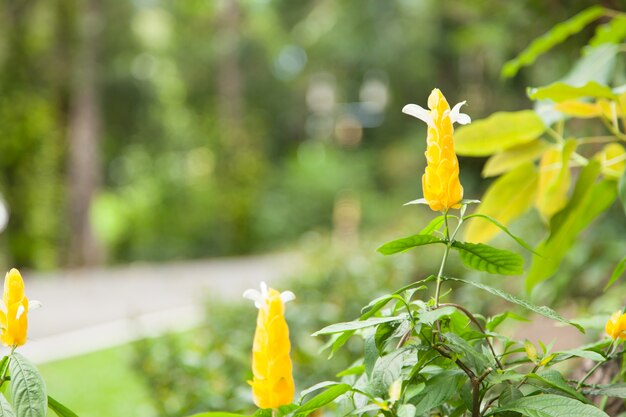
[[3, 1, 625, 416]]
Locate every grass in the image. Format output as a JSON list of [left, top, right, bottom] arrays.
[[39, 344, 155, 417]]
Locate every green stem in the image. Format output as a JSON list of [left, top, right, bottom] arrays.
[[434, 210, 452, 308], [576, 340, 617, 390], [0, 348, 15, 389]]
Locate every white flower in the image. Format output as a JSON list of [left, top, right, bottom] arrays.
[[402, 100, 471, 126], [243, 281, 295, 309]]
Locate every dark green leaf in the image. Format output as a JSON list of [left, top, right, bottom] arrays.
[[9, 352, 47, 417], [377, 234, 444, 255], [488, 394, 610, 416], [501, 6, 605, 78], [293, 384, 351, 417], [444, 277, 584, 332], [486, 311, 529, 332], [604, 256, 626, 290], [48, 396, 78, 417], [443, 332, 492, 373], [410, 370, 465, 414], [451, 242, 524, 275], [367, 349, 407, 397]]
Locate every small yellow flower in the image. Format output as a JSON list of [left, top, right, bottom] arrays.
[[0, 269, 40, 348], [244, 282, 295, 409], [403, 89, 470, 212], [605, 310, 626, 340]]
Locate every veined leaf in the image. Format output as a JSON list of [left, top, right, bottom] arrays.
[[377, 234, 444, 255], [452, 241, 524, 275], [48, 396, 78, 417], [553, 101, 601, 118], [0, 394, 15, 417], [293, 384, 351, 417], [536, 140, 577, 221], [313, 315, 408, 336], [9, 353, 47, 417], [527, 160, 617, 291], [528, 81, 615, 102], [455, 111, 546, 156], [444, 277, 584, 332], [527, 370, 588, 403], [410, 370, 465, 414], [501, 6, 605, 78], [583, 383, 626, 398], [589, 15, 626, 47], [482, 140, 548, 178], [604, 256, 626, 290], [464, 163, 538, 243], [488, 394, 609, 417]]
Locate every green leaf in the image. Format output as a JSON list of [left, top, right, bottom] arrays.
[[313, 315, 408, 336], [443, 277, 584, 332], [501, 6, 606, 78], [47, 396, 78, 417], [483, 140, 548, 178], [464, 163, 538, 243], [589, 15, 626, 47], [526, 160, 617, 291], [377, 234, 444, 255], [486, 311, 529, 332], [293, 384, 351, 417], [367, 349, 408, 397], [604, 256, 626, 290], [455, 111, 546, 156], [188, 414, 249, 417], [526, 370, 588, 403], [419, 215, 445, 235], [528, 81, 615, 102], [0, 393, 15, 417], [488, 394, 610, 417], [299, 381, 343, 402], [463, 213, 536, 254], [451, 242, 524, 275], [418, 306, 456, 326], [444, 333, 492, 373], [9, 352, 47, 417], [553, 348, 605, 363], [397, 404, 416, 417], [583, 383, 626, 398], [336, 365, 365, 378], [410, 370, 465, 414], [619, 168, 626, 215]]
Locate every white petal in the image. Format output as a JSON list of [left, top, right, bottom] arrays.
[[243, 289, 264, 309], [402, 104, 435, 128], [16, 305, 25, 320], [449, 101, 471, 125], [28, 300, 42, 310], [403, 198, 428, 206], [280, 291, 295, 304], [260, 281, 268, 298]]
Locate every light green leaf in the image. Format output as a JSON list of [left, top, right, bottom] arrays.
[[293, 384, 351, 417], [605, 256, 626, 290], [488, 394, 609, 417], [451, 242, 524, 275], [0, 393, 15, 417], [483, 140, 549, 178], [619, 168, 626, 215], [527, 370, 588, 403], [486, 311, 529, 332], [464, 163, 538, 243], [299, 381, 342, 402], [501, 6, 606, 78], [463, 213, 536, 254], [583, 383, 626, 398], [527, 161, 617, 291], [47, 396, 78, 417], [410, 370, 465, 414], [188, 414, 249, 417], [418, 306, 456, 326], [377, 234, 444, 255], [528, 81, 615, 102], [360, 277, 434, 318], [367, 349, 409, 397], [9, 352, 47, 417], [313, 315, 408, 336], [554, 348, 605, 363], [444, 277, 584, 332], [397, 404, 416, 417], [589, 15, 626, 47], [419, 215, 445, 235], [536, 140, 577, 221], [455, 111, 546, 156]]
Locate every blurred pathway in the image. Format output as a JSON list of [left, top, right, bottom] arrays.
[[19, 253, 298, 363]]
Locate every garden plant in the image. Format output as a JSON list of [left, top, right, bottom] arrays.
[[187, 6, 626, 417]]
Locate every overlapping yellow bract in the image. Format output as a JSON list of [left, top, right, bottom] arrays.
[[606, 310, 626, 341], [0, 269, 29, 348], [245, 284, 294, 409], [422, 89, 464, 212]]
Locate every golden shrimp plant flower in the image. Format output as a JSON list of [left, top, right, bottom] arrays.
[[244, 282, 295, 409], [0, 268, 40, 348], [606, 310, 626, 341], [402, 88, 471, 212]]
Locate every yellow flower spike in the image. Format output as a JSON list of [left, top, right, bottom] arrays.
[[605, 310, 626, 341], [403, 89, 471, 212], [0, 269, 40, 349], [244, 282, 295, 409]]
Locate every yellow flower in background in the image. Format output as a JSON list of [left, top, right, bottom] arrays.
[[403, 89, 471, 212], [606, 310, 626, 341], [244, 282, 295, 409], [0, 269, 40, 348]]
